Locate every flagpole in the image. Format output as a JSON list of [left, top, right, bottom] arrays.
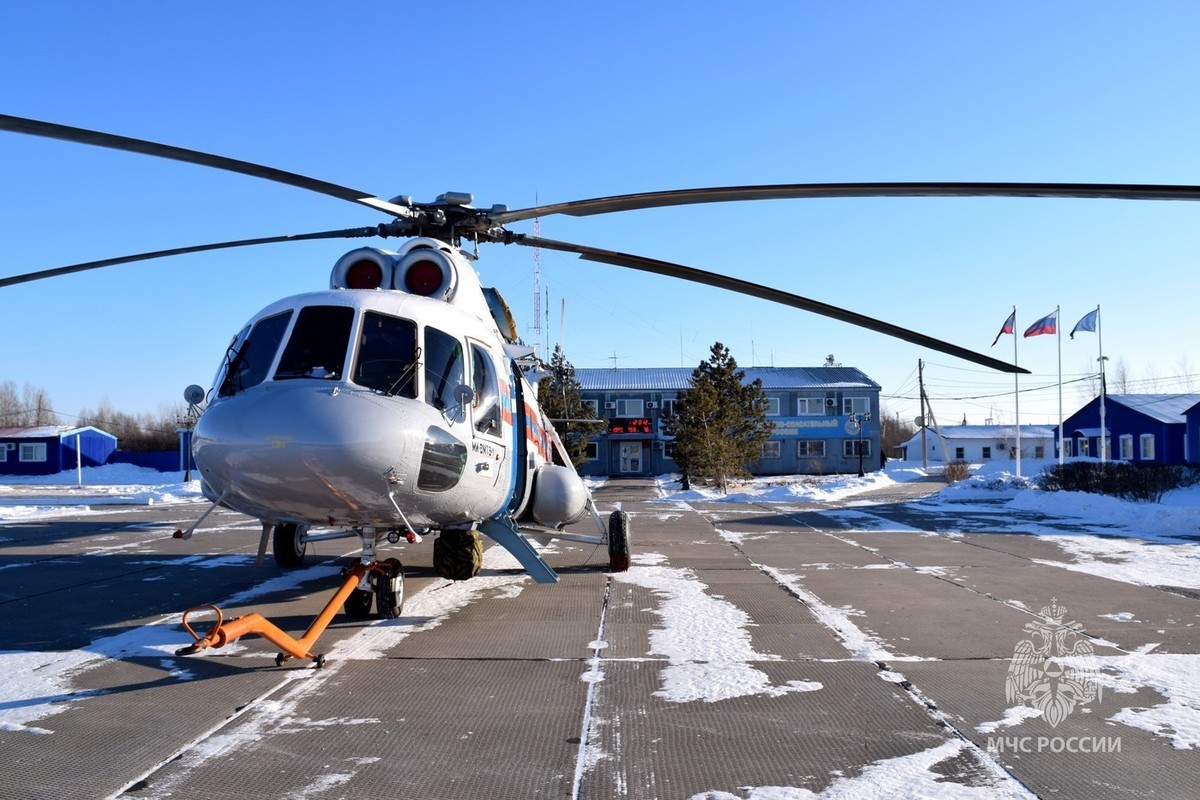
[[1057, 304, 1063, 467], [1097, 304, 1106, 465], [1013, 305, 1021, 478]]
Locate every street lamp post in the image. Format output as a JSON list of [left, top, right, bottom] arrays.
[[849, 412, 872, 477]]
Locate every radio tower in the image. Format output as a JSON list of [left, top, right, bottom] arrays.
[[532, 211, 543, 362]]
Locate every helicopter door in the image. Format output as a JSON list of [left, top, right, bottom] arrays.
[[468, 342, 505, 488], [618, 442, 642, 474]]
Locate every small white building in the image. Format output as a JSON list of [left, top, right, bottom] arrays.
[[898, 424, 1058, 464]]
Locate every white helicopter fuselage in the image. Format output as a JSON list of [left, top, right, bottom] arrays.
[[192, 239, 580, 536]]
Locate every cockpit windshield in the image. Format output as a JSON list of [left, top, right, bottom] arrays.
[[275, 306, 354, 381], [215, 305, 432, 402], [424, 327, 465, 411], [218, 310, 292, 398], [353, 311, 418, 397]]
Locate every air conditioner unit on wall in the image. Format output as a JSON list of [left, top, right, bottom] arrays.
[[646, 401, 657, 409], [604, 402, 616, 410], [825, 398, 836, 407]]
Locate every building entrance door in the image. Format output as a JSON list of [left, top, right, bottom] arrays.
[[618, 442, 642, 474]]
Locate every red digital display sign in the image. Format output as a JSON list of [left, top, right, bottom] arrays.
[[608, 417, 653, 435]]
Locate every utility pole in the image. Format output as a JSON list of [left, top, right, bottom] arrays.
[[919, 359, 928, 470]]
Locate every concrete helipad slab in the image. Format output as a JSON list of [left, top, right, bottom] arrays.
[[4, 479, 1198, 799], [578, 659, 993, 798]]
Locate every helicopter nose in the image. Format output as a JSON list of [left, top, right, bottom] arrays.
[[193, 384, 429, 522]]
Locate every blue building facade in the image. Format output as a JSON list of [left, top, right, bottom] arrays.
[[574, 366, 882, 477], [1060, 394, 1200, 464], [0, 425, 118, 476]]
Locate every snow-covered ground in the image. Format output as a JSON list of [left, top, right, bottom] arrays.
[[0, 463, 205, 520], [3, 460, 1199, 798]]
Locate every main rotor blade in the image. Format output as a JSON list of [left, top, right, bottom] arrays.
[[0, 114, 412, 218], [514, 234, 1028, 375], [0, 227, 381, 288], [492, 182, 1200, 224]]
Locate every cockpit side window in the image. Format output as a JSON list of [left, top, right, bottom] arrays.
[[424, 327, 465, 412], [218, 311, 292, 398], [471, 343, 502, 436], [353, 311, 419, 397], [275, 306, 354, 381]]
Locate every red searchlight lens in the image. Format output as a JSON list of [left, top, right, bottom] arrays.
[[404, 260, 445, 295]]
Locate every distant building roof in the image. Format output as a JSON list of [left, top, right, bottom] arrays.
[[1105, 394, 1200, 425], [575, 366, 879, 392], [0, 425, 73, 439], [900, 424, 1056, 449], [0, 425, 117, 441]]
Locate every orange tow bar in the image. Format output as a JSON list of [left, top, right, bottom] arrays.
[[175, 561, 382, 667]]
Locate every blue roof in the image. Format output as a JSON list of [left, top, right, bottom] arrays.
[[1107, 394, 1200, 424], [575, 366, 879, 391]]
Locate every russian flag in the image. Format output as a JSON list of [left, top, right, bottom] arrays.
[[1023, 309, 1058, 338], [991, 310, 1016, 347]]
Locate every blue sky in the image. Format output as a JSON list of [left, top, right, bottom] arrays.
[[4, 2, 1200, 431]]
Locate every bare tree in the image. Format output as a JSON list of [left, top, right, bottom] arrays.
[[1176, 355, 1198, 392], [77, 400, 183, 451], [1112, 358, 1130, 393], [0, 380, 59, 426]]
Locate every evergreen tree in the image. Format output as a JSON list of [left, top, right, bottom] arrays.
[[536, 345, 600, 467], [665, 342, 774, 492]]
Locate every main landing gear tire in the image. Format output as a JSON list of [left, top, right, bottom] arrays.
[[272, 522, 306, 568], [607, 510, 631, 572], [376, 558, 404, 619], [433, 529, 483, 581]]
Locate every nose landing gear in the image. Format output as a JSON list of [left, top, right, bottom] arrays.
[[175, 558, 404, 666]]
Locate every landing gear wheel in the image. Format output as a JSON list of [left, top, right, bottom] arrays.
[[272, 522, 306, 568], [343, 587, 374, 618], [376, 558, 404, 619], [607, 510, 631, 572]]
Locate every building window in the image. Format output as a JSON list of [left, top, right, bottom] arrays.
[[842, 396, 870, 416], [955, 447, 965, 460], [761, 441, 781, 459], [0, 443, 9, 463], [616, 399, 643, 417], [982, 446, 992, 459], [763, 396, 781, 416], [797, 398, 825, 415], [660, 398, 676, 417], [581, 399, 599, 416], [585, 440, 599, 461], [1078, 438, 1090, 457], [797, 440, 825, 458], [19, 443, 47, 462], [664, 441, 676, 459], [1034, 446, 1045, 458], [843, 440, 871, 457], [1140, 434, 1156, 461], [1119, 434, 1133, 460], [1061, 439, 1072, 457]]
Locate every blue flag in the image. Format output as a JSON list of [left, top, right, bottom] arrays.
[[1070, 308, 1099, 339]]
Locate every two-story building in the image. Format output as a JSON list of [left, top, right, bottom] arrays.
[[574, 366, 882, 477]]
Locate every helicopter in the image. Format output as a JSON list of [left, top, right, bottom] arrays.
[[7, 113, 1198, 666]]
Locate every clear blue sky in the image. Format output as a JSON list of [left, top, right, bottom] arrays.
[[4, 1, 1200, 431]]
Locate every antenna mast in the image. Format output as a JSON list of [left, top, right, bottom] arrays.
[[532, 210, 542, 362]]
